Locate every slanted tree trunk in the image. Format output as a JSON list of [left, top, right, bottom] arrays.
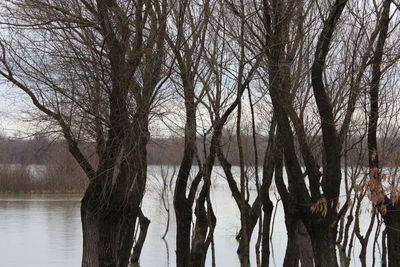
[[259, 120, 277, 267], [131, 210, 151, 263], [382, 229, 388, 267]]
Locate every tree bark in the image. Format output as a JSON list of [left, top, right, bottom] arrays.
[[261, 197, 274, 267], [282, 217, 300, 267], [309, 223, 338, 267], [81, 113, 149, 267], [81, 195, 139, 267], [297, 221, 314, 267], [175, 199, 193, 267], [384, 202, 400, 267], [366, 1, 399, 267], [190, 182, 216, 267]]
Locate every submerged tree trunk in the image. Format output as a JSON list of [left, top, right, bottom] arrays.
[[308, 222, 338, 267], [261, 197, 274, 267], [81, 114, 150, 267], [190, 181, 216, 267], [257, 123, 276, 267], [273, 137, 302, 267], [81, 173, 147, 267], [175, 198, 193, 267], [384, 202, 400, 267], [280, 213, 314, 267], [382, 229, 387, 267], [131, 210, 151, 263], [297, 221, 314, 267], [81, 194, 139, 267], [283, 217, 300, 267]]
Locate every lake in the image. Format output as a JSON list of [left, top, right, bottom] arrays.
[[0, 166, 381, 266]]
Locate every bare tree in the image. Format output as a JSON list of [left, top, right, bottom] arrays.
[[366, 1, 400, 266], [165, 1, 210, 266], [0, 1, 168, 266]]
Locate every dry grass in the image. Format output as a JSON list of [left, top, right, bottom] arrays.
[[0, 155, 88, 193]]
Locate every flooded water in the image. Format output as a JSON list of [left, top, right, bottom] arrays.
[[0, 194, 82, 267], [0, 166, 381, 266]]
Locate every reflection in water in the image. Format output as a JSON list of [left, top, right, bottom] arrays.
[[162, 239, 170, 267], [270, 240, 277, 267]]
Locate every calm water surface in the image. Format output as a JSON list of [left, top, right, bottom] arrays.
[[0, 195, 82, 267]]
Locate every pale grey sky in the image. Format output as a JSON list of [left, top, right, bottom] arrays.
[[0, 83, 36, 137]]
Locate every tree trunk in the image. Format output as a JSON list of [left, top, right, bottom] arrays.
[[297, 220, 314, 267], [309, 223, 338, 267], [81, 203, 100, 267], [238, 221, 250, 267], [359, 244, 367, 267], [174, 199, 192, 267], [81, 195, 138, 267], [283, 220, 299, 267], [261, 199, 274, 267], [173, 81, 197, 267], [131, 211, 150, 263], [384, 202, 400, 267], [386, 225, 400, 267], [81, 116, 149, 267], [190, 211, 208, 267], [382, 229, 387, 267], [279, 218, 314, 267], [365, 1, 396, 266], [189, 181, 216, 267]]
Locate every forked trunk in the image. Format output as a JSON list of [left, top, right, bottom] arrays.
[[81, 119, 149, 267], [190, 184, 216, 267]]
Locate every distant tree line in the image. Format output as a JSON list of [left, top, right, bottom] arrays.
[[1, 135, 400, 167]]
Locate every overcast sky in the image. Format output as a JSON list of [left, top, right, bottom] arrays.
[[0, 82, 36, 137]]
